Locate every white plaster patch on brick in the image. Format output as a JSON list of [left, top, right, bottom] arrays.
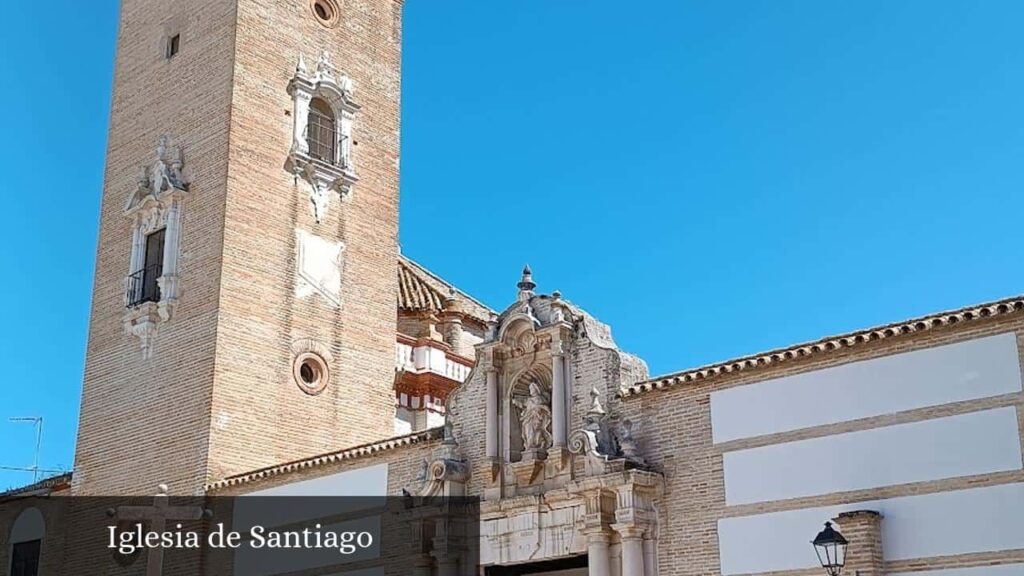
[[711, 332, 1023, 443], [723, 406, 1023, 506], [296, 228, 344, 306], [718, 482, 1024, 575]]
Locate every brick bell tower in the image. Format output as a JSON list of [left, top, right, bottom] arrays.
[[74, 0, 402, 495]]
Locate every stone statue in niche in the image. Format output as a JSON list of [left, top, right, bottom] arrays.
[[514, 381, 553, 452]]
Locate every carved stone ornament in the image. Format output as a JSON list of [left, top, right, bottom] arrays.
[[569, 387, 647, 476], [286, 51, 360, 223], [123, 135, 191, 359], [414, 422, 470, 498]]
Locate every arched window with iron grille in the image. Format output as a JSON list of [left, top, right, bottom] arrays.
[[307, 98, 337, 164]]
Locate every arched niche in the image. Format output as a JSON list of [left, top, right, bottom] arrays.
[[498, 314, 543, 358], [9, 507, 45, 544], [504, 363, 552, 463], [8, 507, 45, 576]]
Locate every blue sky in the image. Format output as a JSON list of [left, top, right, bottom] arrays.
[[2, 0, 1023, 490]]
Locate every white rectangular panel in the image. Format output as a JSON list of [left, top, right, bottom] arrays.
[[718, 483, 1024, 575], [723, 407, 1022, 505], [889, 565, 1024, 576], [711, 332, 1022, 443], [244, 463, 388, 497]]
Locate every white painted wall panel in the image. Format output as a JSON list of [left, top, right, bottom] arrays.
[[718, 483, 1024, 575], [234, 465, 390, 576], [723, 407, 1022, 505], [889, 565, 1024, 576], [244, 463, 388, 496], [711, 332, 1022, 443]]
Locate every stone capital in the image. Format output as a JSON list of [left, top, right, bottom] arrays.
[[550, 338, 567, 357], [580, 529, 613, 544], [610, 522, 646, 540]]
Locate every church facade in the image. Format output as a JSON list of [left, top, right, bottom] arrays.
[[4, 1, 1024, 575]]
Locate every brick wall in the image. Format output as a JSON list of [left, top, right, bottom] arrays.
[[622, 315, 1024, 576], [206, 0, 402, 483], [74, 0, 239, 496], [75, 0, 404, 496]]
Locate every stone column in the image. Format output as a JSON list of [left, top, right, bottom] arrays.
[[616, 525, 646, 576], [411, 555, 432, 576], [436, 557, 458, 576], [339, 109, 354, 167], [585, 532, 612, 576], [485, 368, 498, 460], [643, 534, 657, 576], [159, 199, 182, 301], [833, 510, 884, 576], [130, 224, 144, 272], [551, 341, 567, 449]]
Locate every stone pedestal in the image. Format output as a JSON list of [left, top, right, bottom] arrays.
[[833, 510, 884, 576], [512, 451, 546, 486]]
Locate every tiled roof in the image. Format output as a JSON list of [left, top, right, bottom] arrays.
[[398, 255, 494, 321], [0, 472, 72, 501], [205, 427, 443, 493], [399, 257, 445, 311], [622, 294, 1024, 397]]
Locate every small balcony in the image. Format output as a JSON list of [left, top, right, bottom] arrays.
[[125, 263, 162, 308]]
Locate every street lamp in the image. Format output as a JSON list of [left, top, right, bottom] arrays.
[[811, 521, 848, 576]]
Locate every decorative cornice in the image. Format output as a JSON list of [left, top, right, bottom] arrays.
[[622, 294, 1024, 397], [204, 427, 444, 493]]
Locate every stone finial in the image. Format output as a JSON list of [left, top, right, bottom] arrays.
[[588, 386, 606, 417], [551, 289, 567, 323], [442, 286, 463, 314], [442, 420, 457, 446], [296, 53, 308, 74], [485, 313, 499, 341], [517, 264, 536, 300], [316, 50, 334, 79]]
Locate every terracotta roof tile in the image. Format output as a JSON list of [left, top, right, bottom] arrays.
[[0, 472, 72, 501], [622, 294, 1024, 397], [205, 427, 443, 493], [397, 255, 493, 321]]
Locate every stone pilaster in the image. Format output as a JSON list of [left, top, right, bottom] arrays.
[[551, 339, 567, 449], [833, 510, 884, 576], [579, 487, 617, 576]]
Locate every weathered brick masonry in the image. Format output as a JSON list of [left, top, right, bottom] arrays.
[[75, 0, 404, 496]]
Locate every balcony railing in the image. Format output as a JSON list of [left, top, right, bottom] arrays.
[[126, 263, 162, 308], [395, 340, 472, 383]]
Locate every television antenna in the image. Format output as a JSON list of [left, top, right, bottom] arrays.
[[9, 417, 44, 482]]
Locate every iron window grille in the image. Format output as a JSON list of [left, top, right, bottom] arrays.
[[307, 98, 337, 165]]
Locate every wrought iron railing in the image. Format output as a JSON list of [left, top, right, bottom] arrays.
[[125, 263, 162, 308]]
